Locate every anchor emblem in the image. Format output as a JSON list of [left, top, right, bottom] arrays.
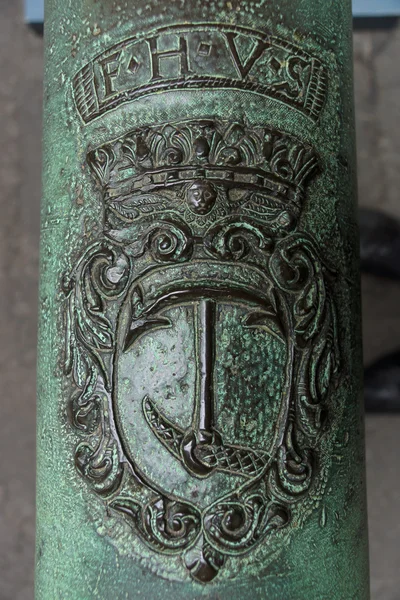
[[124, 286, 276, 481]]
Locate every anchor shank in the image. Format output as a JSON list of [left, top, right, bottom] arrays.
[[196, 298, 215, 437]]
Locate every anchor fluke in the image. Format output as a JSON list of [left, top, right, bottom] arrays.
[[180, 429, 223, 478]]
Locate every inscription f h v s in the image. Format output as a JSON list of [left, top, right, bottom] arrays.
[[74, 24, 328, 123]]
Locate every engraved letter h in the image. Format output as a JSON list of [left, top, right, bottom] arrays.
[[147, 35, 191, 81]]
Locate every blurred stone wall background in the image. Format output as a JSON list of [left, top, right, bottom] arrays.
[[0, 3, 399, 598], [354, 20, 400, 600]]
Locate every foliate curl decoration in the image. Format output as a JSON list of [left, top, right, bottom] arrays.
[[203, 492, 289, 555], [204, 219, 273, 261], [111, 496, 202, 553], [143, 498, 202, 552], [129, 219, 194, 263], [64, 243, 130, 494], [269, 233, 340, 438]]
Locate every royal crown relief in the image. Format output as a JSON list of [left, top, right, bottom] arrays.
[[65, 25, 339, 584]]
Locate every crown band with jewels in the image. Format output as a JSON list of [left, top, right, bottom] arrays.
[[88, 119, 319, 210]]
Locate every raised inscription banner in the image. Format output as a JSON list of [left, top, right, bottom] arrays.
[[73, 24, 328, 124]]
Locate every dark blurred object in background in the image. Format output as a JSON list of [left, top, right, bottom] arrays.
[[360, 207, 400, 413], [359, 208, 400, 279], [364, 350, 400, 412]]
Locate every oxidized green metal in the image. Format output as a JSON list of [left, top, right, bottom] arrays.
[[36, 0, 369, 598]]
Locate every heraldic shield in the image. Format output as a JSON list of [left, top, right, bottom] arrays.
[[64, 118, 339, 583]]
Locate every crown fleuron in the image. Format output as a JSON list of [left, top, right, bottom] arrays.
[[88, 119, 318, 220]]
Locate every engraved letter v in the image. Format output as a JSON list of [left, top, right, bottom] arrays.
[[224, 32, 268, 79]]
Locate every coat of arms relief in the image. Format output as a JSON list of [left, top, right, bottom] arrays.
[[64, 114, 339, 582]]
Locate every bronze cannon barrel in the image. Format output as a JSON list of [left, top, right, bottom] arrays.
[[36, 0, 370, 598]]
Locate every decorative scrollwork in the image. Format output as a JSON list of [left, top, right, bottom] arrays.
[[143, 498, 201, 551], [64, 243, 130, 390], [204, 491, 289, 555], [74, 393, 123, 496], [129, 220, 194, 263], [204, 219, 272, 260], [268, 423, 314, 501], [64, 243, 130, 494], [270, 233, 332, 344], [112, 496, 202, 553], [270, 233, 339, 439]]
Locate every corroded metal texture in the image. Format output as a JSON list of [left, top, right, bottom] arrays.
[[36, 0, 369, 598]]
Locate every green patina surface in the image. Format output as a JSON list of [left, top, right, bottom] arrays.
[[36, 0, 369, 598]]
